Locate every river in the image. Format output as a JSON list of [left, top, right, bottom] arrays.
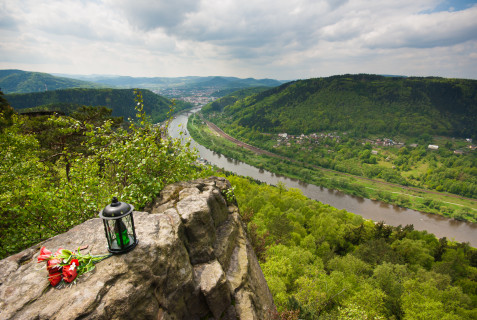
[[168, 108, 477, 246]]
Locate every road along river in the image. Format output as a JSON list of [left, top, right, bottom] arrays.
[[168, 108, 477, 246]]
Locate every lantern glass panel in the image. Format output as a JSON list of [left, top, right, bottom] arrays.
[[105, 215, 135, 251]]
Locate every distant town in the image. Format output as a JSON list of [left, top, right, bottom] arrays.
[[153, 88, 219, 107]]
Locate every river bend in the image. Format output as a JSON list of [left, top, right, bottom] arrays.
[[168, 108, 477, 246]]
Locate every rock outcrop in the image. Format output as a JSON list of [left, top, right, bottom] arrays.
[[0, 177, 275, 319]]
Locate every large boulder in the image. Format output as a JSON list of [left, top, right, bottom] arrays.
[[0, 177, 275, 319]]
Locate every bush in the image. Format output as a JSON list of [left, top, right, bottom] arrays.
[[0, 91, 203, 259]]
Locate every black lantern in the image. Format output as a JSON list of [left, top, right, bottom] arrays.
[[99, 197, 138, 254]]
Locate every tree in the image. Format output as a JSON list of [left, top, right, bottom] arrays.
[[0, 114, 44, 256], [0, 91, 202, 259], [261, 245, 321, 308], [401, 271, 472, 320], [0, 91, 14, 131], [391, 238, 434, 269]]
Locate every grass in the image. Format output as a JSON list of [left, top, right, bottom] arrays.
[[401, 162, 429, 178]]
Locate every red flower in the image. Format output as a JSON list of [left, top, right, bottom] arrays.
[[62, 259, 79, 283], [47, 258, 62, 274], [37, 247, 52, 262], [48, 272, 62, 286]]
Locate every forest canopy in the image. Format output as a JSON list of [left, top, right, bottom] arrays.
[[6, 88, 192, 123], [227, 174, 477, 320], [0, 91, 205, 258], [203, 74, 477, 139]]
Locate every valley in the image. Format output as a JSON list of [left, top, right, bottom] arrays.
[[190, 75, 477, 223], [166, 108, 477, 245], [4, 0, 477, 317], [2, 72, 477, 319]]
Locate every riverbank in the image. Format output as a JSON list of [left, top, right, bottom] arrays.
[[188, 114, 477, 223]]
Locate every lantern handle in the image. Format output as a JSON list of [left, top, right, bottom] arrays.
[[111, 197, 120, 207]]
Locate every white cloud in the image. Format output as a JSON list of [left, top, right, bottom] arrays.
[[106, 0, 201, 30], [0, 0, 476, 79], [361, 6, 477, 49]]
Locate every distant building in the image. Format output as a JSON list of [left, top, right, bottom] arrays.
[[466, 138, 472, 143], [454, 150, 464, 155], [428, 144, 439, 150], [278, 133, 288, 138], [409, 143, 418, 148], [371, 150, 378, 155]]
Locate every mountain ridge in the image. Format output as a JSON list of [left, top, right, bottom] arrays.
[[77, 74, 285, 91], [1, 69, 286, 96]]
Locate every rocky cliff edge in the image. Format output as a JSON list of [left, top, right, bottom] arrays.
[[0, 177, 275, 319]]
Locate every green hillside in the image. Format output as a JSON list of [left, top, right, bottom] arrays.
[[5, 88, 192, 123], [206, 86, 272, 108], [206, 74, 477, 139], [0, 70, 103, 94], [197, 74, 477, 203]]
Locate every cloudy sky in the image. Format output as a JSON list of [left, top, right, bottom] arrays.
[[1, 0, 477, 80]]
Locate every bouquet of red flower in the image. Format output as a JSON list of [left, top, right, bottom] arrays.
[[38, 247, 111, 287]]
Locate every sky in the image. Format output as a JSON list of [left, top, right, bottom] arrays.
[[1, 0, 477, 80]]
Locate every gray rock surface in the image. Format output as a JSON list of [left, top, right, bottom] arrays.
[[0, 177, 275, 320]]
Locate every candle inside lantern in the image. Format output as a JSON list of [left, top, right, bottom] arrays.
[[115, 219, 130, 247]]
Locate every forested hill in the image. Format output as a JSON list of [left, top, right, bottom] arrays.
[[5, 88, 191, 123], [0, 69, 103, 94], [206, 74, 477, 139]]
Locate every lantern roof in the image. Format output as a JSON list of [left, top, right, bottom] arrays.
[[99, 197, 134, 220]]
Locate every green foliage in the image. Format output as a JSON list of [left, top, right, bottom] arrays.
[[209, 74, 477, 138], [401, 271, 473, 320], [262, 245, 320, 307], [202, 87, 272, 114], [6, 88, 192, 123], [226, 174, 477, 320], [0, 92, 203, 259], [0, 90, 15, 131], [221, 186, 236, 204]]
